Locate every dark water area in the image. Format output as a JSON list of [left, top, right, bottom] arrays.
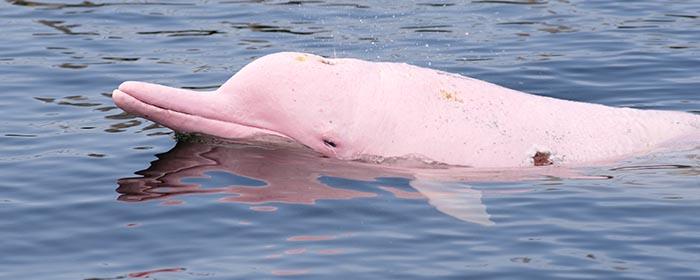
[[1, 0, 699, 279]]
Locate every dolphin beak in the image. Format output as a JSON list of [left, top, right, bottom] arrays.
[[112, 81, 282, 139]]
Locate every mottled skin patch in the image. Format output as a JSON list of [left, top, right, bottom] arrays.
[[533, 151, 553, 166], [439, 89, 463, 103]]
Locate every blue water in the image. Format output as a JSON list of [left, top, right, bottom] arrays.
[[1, 1, 699, 279]]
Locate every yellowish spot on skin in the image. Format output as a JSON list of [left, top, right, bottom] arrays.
[[295, 55, 307, 62], [439, 89, 463, 103]]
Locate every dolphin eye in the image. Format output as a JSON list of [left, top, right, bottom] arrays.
[[322, 138, 337, 148]]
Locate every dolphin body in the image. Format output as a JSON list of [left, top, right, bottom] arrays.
[[113, 52, 699, 168]]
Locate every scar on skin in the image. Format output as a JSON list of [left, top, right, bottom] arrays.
[[319, 58, 334, 65], [439, 89, 463, 103], [533, 151, 553, 166]]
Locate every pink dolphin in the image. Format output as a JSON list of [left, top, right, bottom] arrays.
[[113, 52, 699, 168]]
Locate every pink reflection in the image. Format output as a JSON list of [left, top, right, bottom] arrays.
[[378, 186, 425, 200], [117, 141, 391, 205], [284, 248, 307, 255], [117, 140, 587, 224], [270, 269, 310, 276], [161, 199, 184, 206], [316, 249, 345, 255], [287, 235, 336, 242], [264, 253, 283, 259], [250, 205, 278, 212], [128, 267, 185, 278]]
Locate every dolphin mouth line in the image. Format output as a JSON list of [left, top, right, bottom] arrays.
[[114, 89, 279, 138], [114, 89, 227, 123]]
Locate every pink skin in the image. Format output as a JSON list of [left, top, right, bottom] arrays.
[[113, 52, 700, 168]]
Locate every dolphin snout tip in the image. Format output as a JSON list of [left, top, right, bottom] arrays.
[[111, 89, 132, 111], [111, 88, 122, 98], [117, 81, 145, 94]]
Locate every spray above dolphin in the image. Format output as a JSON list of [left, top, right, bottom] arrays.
[[112, 52, 699, 168]]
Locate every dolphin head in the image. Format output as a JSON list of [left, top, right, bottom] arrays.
[[113, 52, 382, 159]]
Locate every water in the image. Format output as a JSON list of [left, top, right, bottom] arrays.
[[1, 0, 699, 279]]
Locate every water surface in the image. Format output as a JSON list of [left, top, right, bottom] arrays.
[[1, 1, 699, 279]]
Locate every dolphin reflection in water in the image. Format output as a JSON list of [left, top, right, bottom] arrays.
[[116, 137, 612, 225]]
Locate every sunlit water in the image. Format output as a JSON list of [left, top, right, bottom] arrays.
[[1, 1, 699, 279]]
